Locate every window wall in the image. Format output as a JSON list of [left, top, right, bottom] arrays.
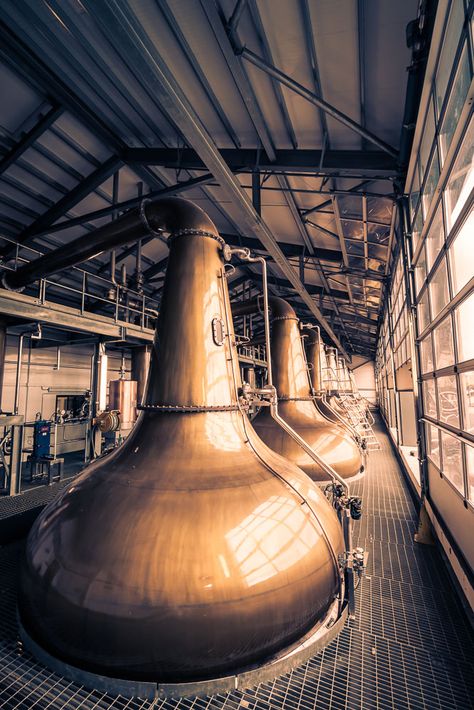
[[409, 0, 474, 507], [377, 0, 474, 580]]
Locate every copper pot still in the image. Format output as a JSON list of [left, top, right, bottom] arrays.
[[253, 298, 363, 482], [305, 329, 358, 434], [18, 198, 345, 685]]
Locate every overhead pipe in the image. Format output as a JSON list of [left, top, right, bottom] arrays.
[[2, 197, 217, 292], [13, 324, 42, 416]]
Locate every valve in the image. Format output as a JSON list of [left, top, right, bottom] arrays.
[[352, 546, 367, 580], [349, 496, 362, 520]]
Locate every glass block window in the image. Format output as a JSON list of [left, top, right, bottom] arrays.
[[460, 370, 474, 434], [418, 289, 430, 333], [420, 333, 434, 373], [429, 257, 450, 319], [437, 374, 460, 427], [414, 246, 427, 294], [449, 205, 474, 295], [377, 0, 474, 507], [440, 429, 464, 493], [455, 292, 474, 362], [426, 422, 441, 467], [435, 0, 465, 114], [432, 315, 455, 370], [444, 116, 474, 232], [423, 377, 437, 418], [439, 43, 471, 164], [420, 97, 436, 181], [465, 441, 474, 501], [422, 147, 440, 219], [425, 202, 445, 273]]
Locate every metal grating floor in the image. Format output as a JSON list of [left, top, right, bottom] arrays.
[[0, 418, 473, 709]]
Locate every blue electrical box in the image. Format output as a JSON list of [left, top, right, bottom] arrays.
[[33, 420, 51, 459]]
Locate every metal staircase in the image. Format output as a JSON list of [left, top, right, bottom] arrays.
[[328, 362, 381, 452], [337, 391, 381, 452]]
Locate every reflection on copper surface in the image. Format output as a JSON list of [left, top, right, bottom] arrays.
[[226, 495, 320, 587], [19, 198, 345, 685]]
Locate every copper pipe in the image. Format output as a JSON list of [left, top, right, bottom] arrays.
[[305, 328, 361, 441], [3, 197, 217, 291], [19, 197, 345, 686], [253, 298, 363, 482]]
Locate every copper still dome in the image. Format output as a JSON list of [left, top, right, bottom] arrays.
[[18, 198, 346, 687]]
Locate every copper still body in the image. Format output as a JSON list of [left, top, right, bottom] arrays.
[[305, 330, 358, 435], [18, 198, 346, 685], [109, 378, 138, 428], [253, 299, 362, 482]]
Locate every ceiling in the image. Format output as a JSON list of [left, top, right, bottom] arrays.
[[0, 0, 422, 357]]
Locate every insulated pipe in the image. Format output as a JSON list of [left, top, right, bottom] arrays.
[[2, 198, 217, 291]]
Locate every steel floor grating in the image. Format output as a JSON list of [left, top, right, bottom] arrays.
[[0, 418, 473, 709]]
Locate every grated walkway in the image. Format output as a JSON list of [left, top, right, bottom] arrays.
[[0, 419, 472, 709]]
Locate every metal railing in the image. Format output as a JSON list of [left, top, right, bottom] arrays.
[[0, 234, 159, 329]]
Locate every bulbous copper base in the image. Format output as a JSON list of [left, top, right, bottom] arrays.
[[18, 593, 348, 699], [18, 411, 345, 683], [254, 401, 363, 482]]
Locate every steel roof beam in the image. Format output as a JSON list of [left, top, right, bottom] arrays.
[[199, 0, 275, 160], [25, 174, 215, 239], [156, 0, 241, 149], [240, 48, 399, 158], [0, 104, 63, 176], [0, 21, 166, 198], [123, 147, 397, 176], [247, 0, 298, 149], [239, 0, 352, 346], [357, 0, 367, 150], [8, 156, 123, 252], [79, 0, 351, 359], [299, 0, 329, 146]]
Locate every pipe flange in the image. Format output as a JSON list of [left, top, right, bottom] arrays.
[[168, 229, 225, 246], [139, 198, 167, 238], [138, 403, 240, 412]]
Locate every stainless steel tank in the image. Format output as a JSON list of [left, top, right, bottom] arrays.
[[18, 198, 346, 687], [109, 378, 138, 428]]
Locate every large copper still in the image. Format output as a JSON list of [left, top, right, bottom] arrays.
[[305, 328, 360, 438], [252, 298, 363, 482], [18, 198, 346, 687]]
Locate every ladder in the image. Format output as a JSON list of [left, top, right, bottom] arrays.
[[337, 390, 381, 451]]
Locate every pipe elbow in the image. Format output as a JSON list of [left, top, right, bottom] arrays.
[[269, 297, 297, 321], [145, 197, 220, 239]]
